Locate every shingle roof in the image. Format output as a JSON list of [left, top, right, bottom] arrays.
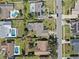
[[0, 4, 13, 19], [71, 40, 79, 54], [0, 21, 11, 38]]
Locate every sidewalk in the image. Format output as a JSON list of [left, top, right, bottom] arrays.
[[62, 40, 70, 44], [50, 14, 78, 19]]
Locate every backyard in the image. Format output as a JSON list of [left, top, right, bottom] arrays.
[[43, 19, 56, 31], [14, 37, 29, 54], [12, 20, 25, 37]]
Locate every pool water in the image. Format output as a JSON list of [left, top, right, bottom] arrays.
[[15, 47, 18, 53], [11, 29, 15, 36], [12, 12, 18, 17]]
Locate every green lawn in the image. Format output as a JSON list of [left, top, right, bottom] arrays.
[[24, 0, 30, 19], [16, 56, 40, 59], [43, 19, 56, 31], [62, 43, 72, 57], [26, 56, 40, 59], [12, 20, 25, 37], [16, 56, 23, 59], [0, 54, 4, 59], [6, 0, 22, 2], [15, 37, 29, 54], [14, 3, 24, 10], [63, 25, 71, 40], [63, 0, 77, 14], [45, 0, 55, 14]]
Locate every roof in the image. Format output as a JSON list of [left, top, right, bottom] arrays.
[[30, 1, 43, 13], [27, 23, 43, 32], [71, 40, 79, 54], [70, 57, 79, 59], [35, 41, 50, 55], [0, 4, 14, 19], [0, 21, 17, 38], [71, 21, 79, 35], [0, 21, 11, 38], [1, 43, 14, 57], [27, 23, 49, 38]]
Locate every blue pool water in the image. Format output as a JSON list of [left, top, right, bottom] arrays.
[[12, 12, 18, 17], [15, 47, 18, 53], [11, 29, 15, 36]]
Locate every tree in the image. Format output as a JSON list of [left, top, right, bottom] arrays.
[[48, 34, 58, 59]]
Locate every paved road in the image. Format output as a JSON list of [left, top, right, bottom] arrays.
[[55, 0, 62, 59]]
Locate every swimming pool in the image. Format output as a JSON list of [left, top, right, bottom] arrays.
[[11, 29, 16, 36], [8, 28, 16, 37], [12, 12, 18, 17], [14, 46, 20, 55], [15, 47, 19, 53], [10, 10, 19, 18]]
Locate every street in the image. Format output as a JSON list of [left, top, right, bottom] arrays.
[[55, 0, 62, 59]]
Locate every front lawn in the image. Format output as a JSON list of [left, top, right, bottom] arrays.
[[63, 25, 71, 40], [62, 43, 72, 57], [62, 0, 77, 14], [45, 0, 55, 14], [43, 19, 56, 31]]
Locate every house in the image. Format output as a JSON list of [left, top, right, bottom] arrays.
[[70, 57, 79, 59], [0, 21, 17, 38], [1, 42, 14, 58], [70, 20, 79, 35], [35, 41, 50, 55], [72, 0, 79, 15], [29, 0, 45, 17], [27, 23, 49, 38], [71, 39, 79, 54], [0, 4, 14, 19]]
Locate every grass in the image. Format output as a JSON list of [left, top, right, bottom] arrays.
[[0, 38, 5, 43], [16, 56, 40, 59], [12, 20, 25, 37], [62, 0, 76, 14], [14, 3, 24, 10], [43, 19, 56, 31], [26, 56, 40, 59], [45, 0, 55, 14], [24, 0, 30, 19], [6, 0, 22, 2], [15, 37, 29, 54], [63, 25, 71, 40], [0, 54, 4, 59], [16, 56, 23, 59], [62, 43, 72, 57]]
